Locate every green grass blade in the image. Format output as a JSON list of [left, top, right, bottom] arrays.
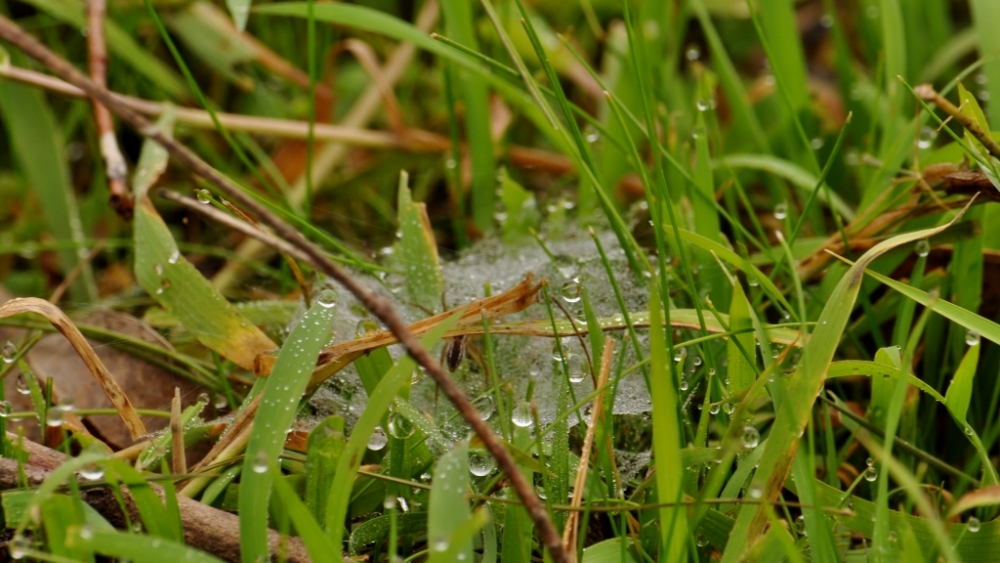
[[721, 154, 855, 221], [441, 0, 495, 231], [946, 343, 980, 423], [647, 279, 687, 560], [68, 527, 225, 563], [428, 440, 473, 563], [720, 203, 974, 560], [239, 290, 338, 562], [269, 466, 338, 563], [0, 68, 96, 302], [395, 171, 444, 314]]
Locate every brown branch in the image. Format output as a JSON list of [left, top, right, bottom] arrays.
[[0, 16, 566, 563], [914, 83, 1000, 161], [86, 0, 132, 220]]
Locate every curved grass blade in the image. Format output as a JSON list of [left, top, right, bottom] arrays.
[[428, 440, 472, 563], [67, 527, 224, 563], [721, 154, 855, 221], [239, 291, 338, 563], [719, 201, 974, 561]]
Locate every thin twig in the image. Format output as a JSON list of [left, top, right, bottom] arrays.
[[171, 387, 186, 475], [86, 0, 132, 219], [562, 339, 614, 562], [0, 19, 565, 560]]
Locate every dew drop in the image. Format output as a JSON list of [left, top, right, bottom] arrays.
[[742, 426, 760, 449], [196, 189, 211, 204], [794, 515, 807, 535], [966, 330, 981, 346], [1, 341, 15, 364], [773, 203, 788, 220], [679, 378, 689, 391], [14, 374, 30, 395], [153, 263, 164, 276], [864, 465, 878, 482], [167, 250, 180, 265], [748, 484, 762, 499], [968, 516, 981, 532], [512, 401, 533, 428], [0, 401, 11, 418], [10, 535, 29, 559], [473, 396, 495, 420], [316, 289, 337, 308], [368, 426, 388, 451], [432, 537, 450, 552], [917, 126, 937, 149], [560, 279, 582, 303], [567, 355, 586, 383], [46, 406, 66, 427], [252, 451, 269, 473], [915, 239, 930, 257], [80, 463, 104, 481], [387, 413, 415, 439], [696, 98, 716, 112], [469, 452, 497, 476]]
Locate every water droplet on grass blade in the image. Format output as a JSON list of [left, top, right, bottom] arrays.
[[915, 239, 930, 257], [80, 463, 104, 481], [560, 279, 582, 303], [864, 465, 878, 482], [512, 401, 533, 428], [742, 426, 760, 449], [2, 341, 17, 363], [469, 452, 496, 476], [387, 413, 414, 439], [968, 516, 981, 532], [368, 426, 388, 451], [966, 330, 980, 346], [773, 203, 788, 220], [473, 396, 495, 420], [196, 189, 211, 204]]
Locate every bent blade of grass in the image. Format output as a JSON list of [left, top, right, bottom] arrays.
[[133, 113, 277, 375], [68, 527, 225, 563], [719, 201, 974, 561], [946, 343, 980, 424], [324, 310, 465, 549], [105, 460, 181, 541], [428, 440, 473, 563], [239, 293, 338, 563], [395, 171, 444, 315], [648, 279, 687, 560], [270, 466, 338, 563]]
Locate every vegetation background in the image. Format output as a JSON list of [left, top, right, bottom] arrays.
[[2, 0, 1000, 562]]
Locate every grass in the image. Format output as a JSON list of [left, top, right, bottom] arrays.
[[2, 0, 1000, 562]]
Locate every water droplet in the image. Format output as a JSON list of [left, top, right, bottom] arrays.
[[696, 98, 716, 112], [567, 355, 586, 383], [80, 463, 104, 481], [679, 378, 689, 391], [432, 537, 450, 552], [153, 263, 164, 276], [473, 396, 495, 420], [685, 45, 701, 61], [709, 403, 720, 415], [387, 413, 414, 439], [167, 250, 180, 265], [79, 525, 93, 540], [918, 126, 937, 149], [810, 137, 824, 150], [1, 341, 15, 364], [915, 239, 930, 257], [560, 279, 581, 303], [585, 132, 600, 143], [674, 347, 687, 363], [966, 330, 981, 346], [368, 426, 388, 450], [46, 406, 65, 427], [14, 374, 30, 395], [742, 426, 760, 449], [252, 451, 269, 473], [512, 401, 533, 428], [748, 484, 762, 499], [10, 535, 29, 558], [695, 535, 709, 547], [794, 515, 807, 535], [968, 516, 981, 532], [773, 203, 788, 220], [0, 401, 11, 418], [692, 356, 702, 367], [196, 189, 211, 204], [820, 14, 834, 27], [864, 465, 878, 482], [469, 452, 496, 476], [316, 289, 336, 308]]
